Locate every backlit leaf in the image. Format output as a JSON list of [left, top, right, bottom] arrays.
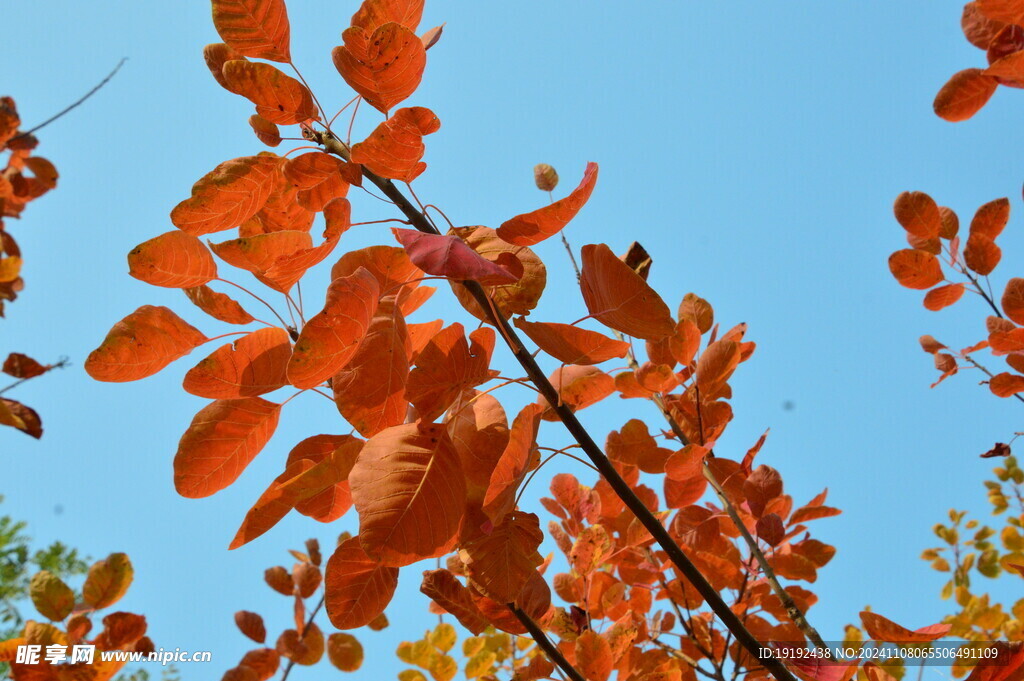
[[333, 23, 427, 113], [461, 512, 543, 604], [184, 327, 290, 398], [286, 435, 363, 522], [991, 372, 1024, 396], [29, 571, 74, 621], [204, 42, 248, 89], [407, 324, 496, 420], [351, 0, 424, 32], [965, 233, 1002, 275], [0, 399, 41, 438], [575, 631, 614, 681], [249, 114, 282, 147], [888, 249, 944, 289], [327, 632, 364, 672], [184, 285, 255, 325], [513, 318, 629, 365], [893, 192, 941, 239], [85, 305, 208, 382], [235, 611, 267, 644], [497, 162, 598, 246], [3, 353, 47, 379], [288, 267, 380, 389], [923, 283, 966, 311], [351, 107, 440, 182], [450, 226, 547, 320], [331, 297, 411, 437], [350, 422, 466, 566], [580, 243, 676, 340], [393, 228, 518, 285], [971, 198, 1011, 239], [978, 0, 1024, 25], [934, 68, 998, 122], [859, 611, 951, 643], [222, 60, 318, 125], [324, 537, 399, 629], [1002, 278, 1024, 324], [171, 155, 279, 236], [482, 403, 543, 523], [83, 553, 133, 609], [127, 230, 218, 288], [173, 397, 282, 498], [537, 365, 615, 421], [419, 569, 489, 635], [212, 0, 291, 62], [229, 458, 315, 549]]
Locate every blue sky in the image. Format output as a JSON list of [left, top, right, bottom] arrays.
[[3, 1, 1024, 678]]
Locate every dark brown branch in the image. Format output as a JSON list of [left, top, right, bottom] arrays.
[[508, 604, 586, 681]]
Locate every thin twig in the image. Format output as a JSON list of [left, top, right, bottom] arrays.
[[13, 59, 127, 139], [508, 604, 586, 681], [280, 594, 324, 681], [0, 358, 69, 397]]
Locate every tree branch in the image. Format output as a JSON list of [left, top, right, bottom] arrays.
[[329, 152, 799, 681], [508, 604, 586, 681]]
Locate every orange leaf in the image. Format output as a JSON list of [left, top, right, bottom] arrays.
[[991, 372, 1024, 396], [0, 399, 42, 439], [351, 107, 440, 182], [326, 632, 363, 672], [229, 458, 315, 549], [286, 435, 363, 522], [261, 233, 343, 292], [934, 68, 999, 122], [210, 230, 312, 288], [1002, 278, 1024, 324], [85, 305, 207, 382], [497, 162, 599, 246], [538, 365, 615, 421], [859, 611, 951, 643], [963, 2, 1009, 48], [482, 403, 543, 523], [965, 233, 1002, 275], [351, 0, 424, 32], [128, 230, 218, 288], [419, 569, 489, 635], [212, 0, 291, 62], [575, 630, 614, 681], [447, 392, 510, 503], [184, 327, 291, 399], [893, 191, 941, 239], [204, 42, 248, 89], [222, 60, 318, 125], [513, 318, 629, 365], [331, 297, 411, 437], [887, 249, 943, 289], [923, 283, 966, 311], [461, 511, 544, 603], [331, 244, 423, 296], [249, 114, 282, 147], [407, 324, 496, 420], [288, 268, 380, 389], [696, 339, 740, 397], [580, 243, 676, 340], [184, 285, 255, 325], [978, 0, 1024, 25], [171, 155, 279, 236], [3, 353, 47, 379], [332, 23, 426, 114], [349, 422, 465, 566], [324, 537, 399, 629], [173, 397, 282, 498], [282, 153, 351, 212], [971, 197, 1011, 239], [241, 648, 281, 680], [235, 611, 267, 644]]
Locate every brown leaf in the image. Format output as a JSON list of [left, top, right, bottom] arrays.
[[934, 68, 999, 122]]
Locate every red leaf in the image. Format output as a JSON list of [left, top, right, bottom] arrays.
[[965, 233, 1002, 275], [235, 611, 267, 644], [497, 162, 599, 246], [392, 228, 518, 285], [978, 0, 1024, 25], [351, 0, 424, 32], [173, 397, 282, 498], [893, 192, 941, 239], [184, 285, 255, 325], [3, 353, 47, 379], [971, 197, 1011, 239], [351, 107, 440, 182], [859, 611, 951, 643], [990, 372, 1024, 396]]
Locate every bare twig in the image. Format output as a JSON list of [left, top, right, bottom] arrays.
[[12, 59, 126, 140]]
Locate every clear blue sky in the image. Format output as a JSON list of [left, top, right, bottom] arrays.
[[3, 1, 1023, 678]]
